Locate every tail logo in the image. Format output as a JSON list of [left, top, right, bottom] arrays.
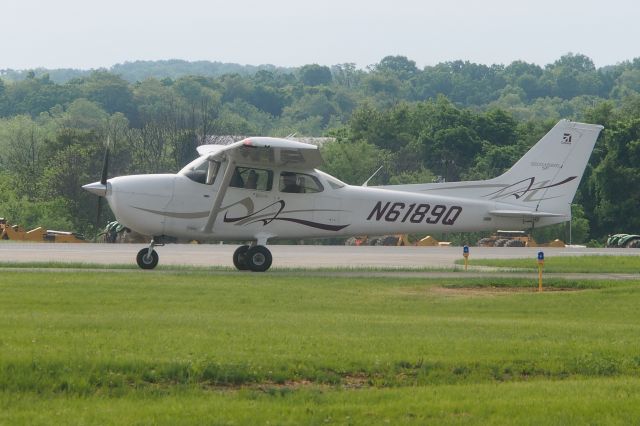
[[561, 133, 572, 144], [483, 176, 577, 202]]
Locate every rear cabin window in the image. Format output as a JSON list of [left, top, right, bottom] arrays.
[[279, 172, 324, 193], [229, 167, 273, 191]]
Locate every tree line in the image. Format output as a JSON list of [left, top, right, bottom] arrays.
[[1, 53, 639, 243]]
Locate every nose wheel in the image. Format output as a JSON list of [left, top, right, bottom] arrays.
[[136, 248, 159, 269], [136, 239, 162, 270], [233, 244, 272, 272]]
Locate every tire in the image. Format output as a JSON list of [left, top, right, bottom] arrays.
[[505, 239, 526, 247], [233, 245, 250, 270], [381, 236, 399, 246], [136, 248, 159, 270], [477, 238, 493, 247], [494, 239, 508, 247], [245, 245, 272, 272], [627, 239, 640, 248]]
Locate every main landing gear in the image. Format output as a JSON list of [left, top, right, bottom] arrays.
[[134, 238, 272, 272], [233, 244, 272, 272]]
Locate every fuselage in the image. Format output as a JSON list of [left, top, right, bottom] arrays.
[[102, 160, 546, 242]]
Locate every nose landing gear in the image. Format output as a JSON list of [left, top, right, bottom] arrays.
[[136, 239, 163, 270]]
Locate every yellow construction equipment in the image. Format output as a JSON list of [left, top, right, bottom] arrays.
[[417, 235, 439, 246], [346, 234, 454, 247], [477, 230, 565, 247], [395, 234, 411, 246], [0, 218, 86, 243]]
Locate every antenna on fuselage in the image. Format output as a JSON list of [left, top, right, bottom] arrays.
[[362, 165, 383, 187]]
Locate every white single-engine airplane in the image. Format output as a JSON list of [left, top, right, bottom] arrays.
[[83, 120, 602, 272]]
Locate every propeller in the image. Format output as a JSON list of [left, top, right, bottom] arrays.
[[100, 142, 110, 186], [94, 146, 110, 240], [82, 138, 111, 241], [95, 149, 109, 241]]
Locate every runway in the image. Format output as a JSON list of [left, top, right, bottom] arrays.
[[1, 242, 638, 269]]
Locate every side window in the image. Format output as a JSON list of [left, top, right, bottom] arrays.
[[229, 167, 273, 191], [279, 172, 324, 194]]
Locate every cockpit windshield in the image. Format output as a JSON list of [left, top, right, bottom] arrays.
[[179, 157, 220, 185]]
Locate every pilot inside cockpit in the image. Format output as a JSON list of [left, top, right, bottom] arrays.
[[280, 172, 302, 193]]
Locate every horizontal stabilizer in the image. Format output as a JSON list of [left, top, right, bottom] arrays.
[[489, 210, 566, 218]]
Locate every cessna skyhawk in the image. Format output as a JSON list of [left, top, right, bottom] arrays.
[[83, 120, 603, 272]]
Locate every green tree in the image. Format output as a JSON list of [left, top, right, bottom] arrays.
[[298, 64, 332, 86], [0, 115, 49, 198], [463, 143, 522, 180], [81, 71, 137, 122], [373, 55, 418, 79], [592, 118, 640, 235], [331, 63, 361, 88], [321, 139, 391, 185], [282, 92, 337, 127], [39, 140, 106, 233], [610, 69, 640, 99], [55, 98, 109, 129]]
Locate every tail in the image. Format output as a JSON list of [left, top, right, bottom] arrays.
[[486, 120, 603, 216], [389, 120, 603, 220]]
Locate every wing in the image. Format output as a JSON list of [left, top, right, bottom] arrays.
[[198, 137, 323, 170], [198, 137, 322, 234]]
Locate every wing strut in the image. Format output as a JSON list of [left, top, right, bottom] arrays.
[[203, 158, 236, 233]]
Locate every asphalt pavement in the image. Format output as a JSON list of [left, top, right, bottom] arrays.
[[1, 242, 639, 269]]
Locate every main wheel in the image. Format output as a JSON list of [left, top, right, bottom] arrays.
[[245, 245, 272, 272], [233, 245, 250, 270], [136, 248, 159, 270], [627, 239, 640, 248]]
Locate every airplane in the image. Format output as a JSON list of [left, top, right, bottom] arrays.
[[82, 120, 603, 272]]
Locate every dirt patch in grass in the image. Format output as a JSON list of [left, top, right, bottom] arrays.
[[431, 286, 583, 297]]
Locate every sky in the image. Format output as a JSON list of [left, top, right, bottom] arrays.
[[2, 0, 639, 70]]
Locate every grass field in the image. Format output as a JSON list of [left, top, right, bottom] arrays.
[[0, 261, 459, 273], [1, 270, 640, 424], [457, 254, 640, 273]]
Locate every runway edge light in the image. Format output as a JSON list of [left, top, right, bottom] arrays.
[[537, 251, 544, 292], [463, 245, 469, 271]]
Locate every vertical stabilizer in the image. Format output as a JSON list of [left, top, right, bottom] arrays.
[[486, 120, 603, 215]]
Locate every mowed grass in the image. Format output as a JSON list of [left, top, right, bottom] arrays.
[[0, 261, 456, 273], [1, 271, 640, 424], [457, 254, 640, 273]]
